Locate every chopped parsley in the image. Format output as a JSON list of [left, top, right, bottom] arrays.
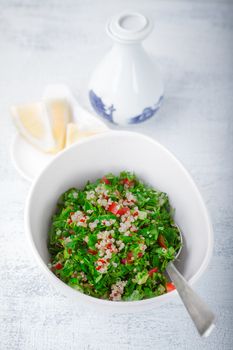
[[48, 172, 181, 301]]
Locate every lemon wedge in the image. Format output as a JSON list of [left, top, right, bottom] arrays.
[[11, 103, 56, 153], [11, 99, 72, 153], [66, 123, 98, 147], [45, 98, 71, 152]]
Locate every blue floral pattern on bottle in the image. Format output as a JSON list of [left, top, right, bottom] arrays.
[[128, 95, 164, 124], [89, 90, 116, 123], [89, 90, 163, 124]]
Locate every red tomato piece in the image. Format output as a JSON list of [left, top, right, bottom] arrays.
[[102, 176, 110, 184], [54, 263, 63, 270], [96, 266, 102, 270], [166, 282, 176, 292], [121, 178, 134, 187], [88, 249, 98, 255], [158, 234, 167, 249], [148, 267, 158, 276], [127, 252, 134, 263], [108, 202, 119, 215], [117, 207, 130, 216], [98, 259, 106, 264]]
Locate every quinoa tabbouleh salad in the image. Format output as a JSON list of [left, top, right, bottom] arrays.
[[48, 172, 181, 301]]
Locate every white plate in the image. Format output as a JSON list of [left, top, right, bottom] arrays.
[[10, 85, 110, 181]]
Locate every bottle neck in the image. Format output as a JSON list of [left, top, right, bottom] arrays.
[[106, 12, 153, 43], [111, 41, 145, 54]]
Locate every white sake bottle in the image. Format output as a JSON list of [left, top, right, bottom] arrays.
[[89, 11, 164, 125]]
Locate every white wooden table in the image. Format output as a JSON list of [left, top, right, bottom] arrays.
[[0, 1, 232, 349]]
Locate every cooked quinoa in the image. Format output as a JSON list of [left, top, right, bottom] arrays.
[[48, 172, 181, 301]]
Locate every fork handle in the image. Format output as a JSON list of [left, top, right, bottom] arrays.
[[166, 262, 216, 337]]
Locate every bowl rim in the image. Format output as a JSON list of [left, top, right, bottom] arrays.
[[24, 130, 214, 308]]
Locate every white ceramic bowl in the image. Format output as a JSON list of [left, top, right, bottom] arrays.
[[25, 131, 213, 313]]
